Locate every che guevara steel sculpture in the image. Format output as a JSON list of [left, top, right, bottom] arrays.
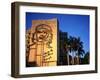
[[31, 24, 53, 66]]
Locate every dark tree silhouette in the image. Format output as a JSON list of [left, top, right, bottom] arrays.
[[76, 37, 85, 64], [58, 31, 87, 65], [83, 52, 90, 64]]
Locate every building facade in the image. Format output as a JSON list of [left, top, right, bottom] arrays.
[[26, 19, 58, 67]]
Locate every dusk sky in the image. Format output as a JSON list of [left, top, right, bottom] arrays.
[[26, 12, 90, 53]]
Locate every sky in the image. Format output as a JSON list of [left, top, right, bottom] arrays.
[[26, 12, 90, 53]]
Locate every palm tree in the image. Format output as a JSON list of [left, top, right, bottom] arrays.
[[68, 36, 85, 65], [71, 37, 80, 65], [68, 36, 76, 65], [76, 37, 85, 64], [59, 31, 85, 65], [64, 42, 70, 65]]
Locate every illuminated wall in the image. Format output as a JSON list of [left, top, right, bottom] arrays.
[[26, 18, 58, 67]]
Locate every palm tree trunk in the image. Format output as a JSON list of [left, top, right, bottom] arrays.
[[72, 51, 74, 65], [67, 52, 69, 65], [77, 55, 79, 64], [72, 58, 74, 65]]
